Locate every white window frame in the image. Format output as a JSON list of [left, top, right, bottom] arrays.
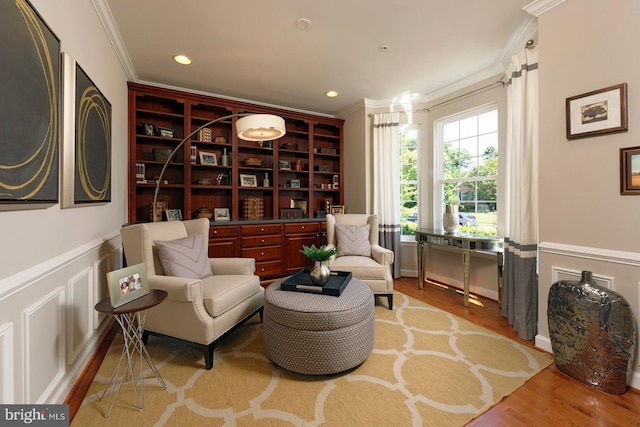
[[434, 103, 498, 231]]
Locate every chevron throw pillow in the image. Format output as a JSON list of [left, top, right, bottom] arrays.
[[155, 234, 213, 279], [335, 224, 372, 257]]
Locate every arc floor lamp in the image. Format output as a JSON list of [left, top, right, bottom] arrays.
[[152, 113, 286, 221]]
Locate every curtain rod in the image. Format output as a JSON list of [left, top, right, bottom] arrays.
[[368, 79, 505, 117]]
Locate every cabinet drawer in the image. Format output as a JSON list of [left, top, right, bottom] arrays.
[[242, 224, 282, 236], [255, 260, 282, 277], [284, 222, 320, 234], [210, 226, 239, 238], [242, 246, 282, 261], [242, 235, 282, 248]]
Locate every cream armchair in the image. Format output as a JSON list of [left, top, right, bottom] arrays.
[[326, 214, 395, 309], [120, 218, 263, 369]]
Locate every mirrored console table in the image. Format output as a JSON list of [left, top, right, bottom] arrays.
[[416, 228, 503, 307]]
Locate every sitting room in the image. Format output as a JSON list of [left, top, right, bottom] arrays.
[[1, 0, 639, 425]]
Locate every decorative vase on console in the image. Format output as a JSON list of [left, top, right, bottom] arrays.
[[443, 204, 458, 234], [300, 244, 339, 286]]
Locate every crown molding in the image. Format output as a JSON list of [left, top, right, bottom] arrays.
[[496, 15, 538, 67], [524, 0, 566, 17], [91, 0, 138, 81]]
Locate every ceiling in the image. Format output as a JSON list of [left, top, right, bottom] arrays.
[[102, 0, 535, 116]]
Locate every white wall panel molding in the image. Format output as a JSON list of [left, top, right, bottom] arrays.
[[0, 232, 120, 299], [23, 287, 66, 403], [67, 268, 93, 365], [539, 241, 640, 267], [0, 322, 14, 404], [93, 251, 114, 329], [551, 266, 615, 290], [524, 0, 566, 17]]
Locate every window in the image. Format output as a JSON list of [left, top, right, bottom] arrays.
[[437, 106, 498, 235], [400, 126, 418, 236]]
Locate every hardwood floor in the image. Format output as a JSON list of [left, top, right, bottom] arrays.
[[393, 277, 640, 426]]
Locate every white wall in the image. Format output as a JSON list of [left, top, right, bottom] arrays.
[[537, 0, 640, 389], [0, 0, 127, 403]]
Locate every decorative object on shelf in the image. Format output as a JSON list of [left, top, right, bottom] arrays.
[[263, 172, 270, 187], [332, 174, 339, 189], [620, 146, 640, 195], [107, 263, 150, 308], [216, 172, 228, 186], [548, 270, 636, 394], [152, 113, 286, 221], [290, 179, 301, 188], [150, 200, 168, 222], [243, 196, 264, 219], [320, 147, 337, 155], [278, 160, 291, 170], [143, 122, 156, 136], [325, 199, 332, 213], [194, 177, 212, 185], [190, 146, 197, 164], [330, 205, 345, 215], [199, 151, 217, 165], [566, 83, 628, 140], [291, 199, 308, 215], [135, 162, 146, 183], [300, 244, 339, 286], [315, 210, 327, 218], [198, 128, 212, 142], [294, 159, 303, 171], [280, 208, 303, 219], [314, 165, 331, 172], [214, 136, 227, 144], [153, 148, 174, 163], [244, 157, 263, 167], [194, 206, 213, 219], [221, 148, 229, 166], [240, 174, 258, 187], [165, 209, 182, 221], [443, 204, 458, 234], [281, 142, 298, 150], [214, 208, 230, 221], [157, 127, 175, 138]]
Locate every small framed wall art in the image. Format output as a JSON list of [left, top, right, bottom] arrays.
[[165, 208, 182, 221], [330, 205, 345, 215], [107, 263, 149, 308], [199, 151, 217, 165], [620, 146, 640, 195], [240, 174, 257, 187], [214, 207, 230, 221], [566, 83, 628, 140]]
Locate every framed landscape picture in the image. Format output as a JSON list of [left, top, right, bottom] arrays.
[[566, 83, 628, 140], [620, 146, 640, 195]]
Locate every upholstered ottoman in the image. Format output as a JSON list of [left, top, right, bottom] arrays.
[[263, 277, 375, 375]]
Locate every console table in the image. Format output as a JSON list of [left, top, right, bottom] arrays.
[[416, 228, 502, 307], [95, 290, 168, 417]]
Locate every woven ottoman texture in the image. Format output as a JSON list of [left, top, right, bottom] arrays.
[[263, 277, 375, 375]]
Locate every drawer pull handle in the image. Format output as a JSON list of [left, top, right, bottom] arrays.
[[260, 228, 264, 232], [301, 226, 305, 230], [261, 267, 265, 272], [261, 239, 265, 243], [260, 252, 265, 256], [213, 230, 218, 234]]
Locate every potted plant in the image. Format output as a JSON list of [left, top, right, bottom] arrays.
[[300, 245, 339, 285]]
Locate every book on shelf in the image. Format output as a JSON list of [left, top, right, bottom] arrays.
[[135, 162, 146, 182], [190, 146, 197, 164]]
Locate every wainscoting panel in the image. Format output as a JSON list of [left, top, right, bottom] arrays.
[[551, 266, 615, 290], [93, 247, 121, 330], [23, 287, 66, 403], [68, 268, 93, 365], [0, 322, 14, 404]]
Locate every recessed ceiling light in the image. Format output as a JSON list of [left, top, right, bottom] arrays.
[[326, 90, 339, 98], [173, 54, 192, 65], [296, 18, 312, 30]]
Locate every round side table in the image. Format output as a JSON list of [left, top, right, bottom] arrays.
[[95, 289, 168, 417]]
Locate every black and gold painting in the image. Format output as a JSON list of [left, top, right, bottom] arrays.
[[0, 0, 60, 206], [73, 63, 111, 204]]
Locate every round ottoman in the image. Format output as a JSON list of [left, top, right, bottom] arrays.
[[263, 277, 375, 375]]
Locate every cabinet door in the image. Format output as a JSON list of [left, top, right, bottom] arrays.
[[284, 233, 318, 273], [209, 226, 240, 258]]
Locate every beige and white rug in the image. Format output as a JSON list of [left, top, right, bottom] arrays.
[[72, 292, 552, 426]]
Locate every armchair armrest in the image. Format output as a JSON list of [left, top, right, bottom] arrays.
[[371, 244, 394, 266], [146, 275, 202, 303], [210, 258, 256, 275]]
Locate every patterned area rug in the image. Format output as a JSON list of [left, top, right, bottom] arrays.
[[72, 292, 552, 426]]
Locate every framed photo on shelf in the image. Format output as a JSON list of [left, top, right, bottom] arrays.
[[290, 179, 301, 188], [107, 263, 149, 308], [240, 174, 258, 187], [214, 208, 230, 221], [165, 209, 182, 221], [157, 127, 175, 138], [142, 122, 156, 136], [291, 199, 308, 216], [199, 151, 217, 165], [278, 160, 291, 170], [330, 205, 345, 215], [566, 83, 628, 140], [620, 146, 640, 195]]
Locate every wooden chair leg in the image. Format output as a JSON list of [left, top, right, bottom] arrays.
[[387, 294, 393, 310], [204, 343, 214, 370]]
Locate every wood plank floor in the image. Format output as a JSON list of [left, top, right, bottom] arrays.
[[393, 277, 640, 426]]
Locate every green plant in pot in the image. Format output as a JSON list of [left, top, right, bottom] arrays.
[[300, 244, 339, 286]]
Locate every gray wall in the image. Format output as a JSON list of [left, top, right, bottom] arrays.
[[537, 0, 640, 389]]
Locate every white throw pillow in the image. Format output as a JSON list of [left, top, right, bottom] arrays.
[[155, 234, 212, 279], [335, 224, 372, 257]]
